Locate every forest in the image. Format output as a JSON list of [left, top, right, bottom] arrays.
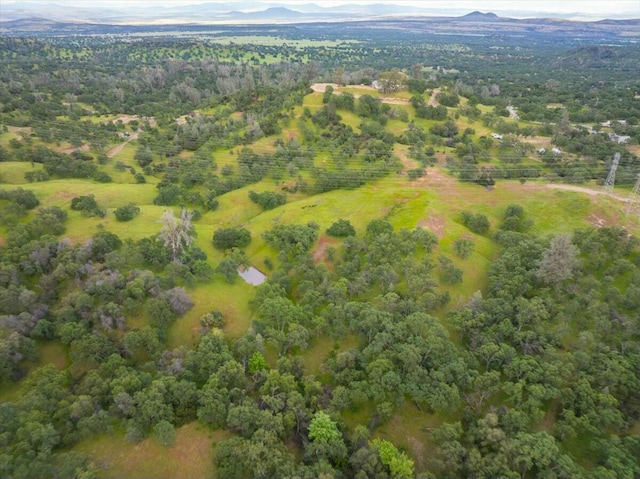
[[0, 21, 639, 479]]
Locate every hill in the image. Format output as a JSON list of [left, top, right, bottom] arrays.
[[0, 29, 639, 479]]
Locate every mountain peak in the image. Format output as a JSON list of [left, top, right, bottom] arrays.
[[462, 11, 499, 19]]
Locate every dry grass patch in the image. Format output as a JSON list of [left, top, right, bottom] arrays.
[[376, 401, 453, 474], [76, 422, 227, 479]]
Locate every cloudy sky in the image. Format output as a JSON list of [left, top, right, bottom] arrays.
[[4, 0, 640, 18]]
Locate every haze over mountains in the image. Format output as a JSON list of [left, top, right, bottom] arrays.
[[1, 1, 637, 24]]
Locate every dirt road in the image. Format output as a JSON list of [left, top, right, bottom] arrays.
[[310, 83, 411, 106], [106, 132, 139, 158], [545, 183, 636, 204]]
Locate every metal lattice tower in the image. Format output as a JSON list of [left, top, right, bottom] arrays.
[[603, 152, 621, 193], [632, 173, 640, 198], [628, 172, 640, 211]]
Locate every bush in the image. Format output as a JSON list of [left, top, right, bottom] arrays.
[[135, 146, 153, 167], [24, 170, 50, 182], [93, 171, 112, 183], [439, 255, 463, 284], [500, 204, 532, 232], [453, 238, 475, 259], [162, 287, 194, 316], [366, 219, 394, 238], [0, 187, 40, 209], [263, 223, 318, 251], [461, 211, 490, 234], [212, 227, 251, 250], [153, 420, 176, 447], [90, 231, 123, 261], [407, 168, 425, 180], [200, 310, 225, 329], [249, 190, 286, 210], [153, 185, 182, 206], [70, 194, 106, 218], [114, 203, 141, 221], [436, 91, 460, 107], [326, 219, 356, 237]]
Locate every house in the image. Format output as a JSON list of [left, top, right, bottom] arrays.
[[551, 148, 562, 155], [609, 133, 631, 144]]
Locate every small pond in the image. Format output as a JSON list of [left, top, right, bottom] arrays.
[[238, 266, 267, 286]]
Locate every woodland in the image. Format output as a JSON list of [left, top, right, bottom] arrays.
[[0, 24, 639, 479]]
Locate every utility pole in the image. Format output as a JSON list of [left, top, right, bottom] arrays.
[[603, 152, 621, 193]]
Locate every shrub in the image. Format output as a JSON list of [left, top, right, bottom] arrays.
[[70, 194, 106, 218], [500, 204, 532, 232], [114, 203, 140, 222], [93, 171, 112, 183], [461, 211, 490, 234], [439, 255, 463, 284], [200, 310, 225, 329], [407, 168, 425, 180], [248, 190, 286, 210], [453, 238, 475, 259], [24, 170, 50, 182], [0, 187, 40, 209], [212, 227, 251, 250], [326, 219, 356, 237]]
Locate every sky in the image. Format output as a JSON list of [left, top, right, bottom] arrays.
[[4, 0, 640, 19]]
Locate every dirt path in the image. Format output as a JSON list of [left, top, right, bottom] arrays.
[[310, 83, 411, 106], [106, 132, 139, 158], [60, 144, 90, 155], [545, 183, 636, 204], [311, 83, 339, 93], [427, 88, 441, 107], [111, 114, 156, 127]]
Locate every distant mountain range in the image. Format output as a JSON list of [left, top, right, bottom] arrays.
[[1, 1, 637, 25], [1, 2, 639, 40]]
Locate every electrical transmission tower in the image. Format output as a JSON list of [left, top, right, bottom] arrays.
[[603, 152, 621, 193], [632, 173, 640, 198], [627, 172, 640, 213]]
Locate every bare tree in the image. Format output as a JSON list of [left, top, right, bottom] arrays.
[[537, 234, 580, 285], [159, 208, 194, 262]]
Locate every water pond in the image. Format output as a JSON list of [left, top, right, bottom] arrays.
[[238, 266, 267, 286]]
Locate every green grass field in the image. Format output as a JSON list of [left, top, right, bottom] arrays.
[[74, 422, 227, 479], [0, 161, 45, 184]]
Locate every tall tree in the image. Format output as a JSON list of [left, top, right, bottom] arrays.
[[159, 208, 193, 262]]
